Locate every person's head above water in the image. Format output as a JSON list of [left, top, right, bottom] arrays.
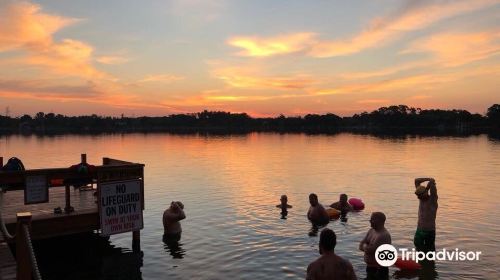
[[309, 193, 319, 206], [319, 228, 337, 254], [339, 194, 348, 204], [369, 212, 386, 230], [280, 195, 288, 204]]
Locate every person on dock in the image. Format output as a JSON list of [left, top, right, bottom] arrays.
[[163, 201, 186, 241], [306, 228, 357, 280], [330, 193, 353, 214], [413, 178, 438, 253], [307, 193, 329, 226], [359, 212, 391, 280]]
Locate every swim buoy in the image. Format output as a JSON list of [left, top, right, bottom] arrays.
[[326, 208, 341, 219], [348, 198, 365, 210], [394, 257, 421, 270]]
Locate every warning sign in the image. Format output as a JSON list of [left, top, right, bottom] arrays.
[[24, 175, 49, 204], [99, 179, 143, 236]]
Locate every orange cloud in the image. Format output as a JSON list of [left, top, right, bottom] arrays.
[[209, 62, 317, 90], [309, 0, 498, 57], [357, 99, 391, 104], [96, 55, 130, 65], [0, 1, 107, 79], [228, 33, 316, 57], [403, 30, 500, 67], [138, 74, 185, 83]]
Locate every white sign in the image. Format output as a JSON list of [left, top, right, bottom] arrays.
[[99, 179, 143, 236], [25, 175, 48, 204]]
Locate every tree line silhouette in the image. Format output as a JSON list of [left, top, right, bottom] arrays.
[[0, 104, 499, 135]]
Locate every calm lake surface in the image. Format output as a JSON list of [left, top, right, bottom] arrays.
[[1, 133, 499, 279]]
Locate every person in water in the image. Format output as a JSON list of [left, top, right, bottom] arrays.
[[330, 193, 354, 214], [359, 212, 392, 280], [307, 228, 357, 280], [276, 194, 292, 218], [276, 195, 292, 210], [307, 193, 329, 225], [163, 201, 186, 241], [414, 178, 438, 253]]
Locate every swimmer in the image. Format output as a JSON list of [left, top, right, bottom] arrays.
[[307, 193, 329, 226], [330, 193, 354, 214], [414, 178, 438, 253]]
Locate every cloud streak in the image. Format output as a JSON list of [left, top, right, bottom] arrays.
[[228, 33, 316, 57], [308, 0, 499, 57]]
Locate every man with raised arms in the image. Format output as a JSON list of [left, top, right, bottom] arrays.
[[413, 177, 438, 253], [163, 201, 186, 241]]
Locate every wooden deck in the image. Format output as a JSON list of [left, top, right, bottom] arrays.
[[1, 187, 99, 241], [0, 242, 16, 280]]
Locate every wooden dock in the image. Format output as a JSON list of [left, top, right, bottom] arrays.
[[0, 241, 16, 280], [0, 155, 145, 280], [2, 188, 98, 240]]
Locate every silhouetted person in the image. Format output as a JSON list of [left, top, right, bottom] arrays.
[[330, 193, 353, 215], [307, 193, 329, 226], [306, 228, 357, 280], [163, 201, 185, 241], [414, 178, 438, 253], [359, 212, 391, 280], [276, 194, 293, 210]]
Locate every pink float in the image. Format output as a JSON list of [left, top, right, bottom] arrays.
[[394, 257, 421, 270], [348, 198, 365, 210]]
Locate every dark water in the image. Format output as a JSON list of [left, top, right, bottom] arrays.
[[1, 133, 499, 279]]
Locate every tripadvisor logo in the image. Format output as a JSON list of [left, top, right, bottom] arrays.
[[375, 244, 482, 267], [375, 244, 398, 267]]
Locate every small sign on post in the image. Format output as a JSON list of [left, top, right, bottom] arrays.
[[98, 179, 144, 236], [24, 175, 49, 204]]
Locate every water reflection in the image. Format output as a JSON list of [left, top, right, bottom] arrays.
[[33, 232, 143, 280], [163, 234, 186, 259], [280, 210, 288, 219]]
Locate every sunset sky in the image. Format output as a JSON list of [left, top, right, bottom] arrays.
[[0, 0, 499, 117]]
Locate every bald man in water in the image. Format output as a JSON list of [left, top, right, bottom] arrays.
[[307, 193, 330, 225], [414, 178, 438, 253], [359, 212, 391, 280], [307, 228, 357, 280]]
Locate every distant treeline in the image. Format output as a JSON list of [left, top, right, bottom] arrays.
[[0, 104, 499, 135]]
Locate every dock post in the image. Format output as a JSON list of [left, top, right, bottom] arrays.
[[132, 230, 141, 252], [15, 212, 32, 280]]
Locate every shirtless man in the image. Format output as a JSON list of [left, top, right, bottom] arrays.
[[163, 201, 186, 241], [307, 228, 357, 280], [330, 194, 353, 214], [359, 212, 391, 280], [277, 194, 293, 218], [307, 193, 330, 226], [414, 178, 438, 253]]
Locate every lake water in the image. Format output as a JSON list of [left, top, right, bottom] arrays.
[[1, 133, 499, 279]]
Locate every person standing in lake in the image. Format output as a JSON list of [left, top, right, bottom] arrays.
[[307, 228, 357, 280], [330, 193, 354, 214], [414, 178, 438, 253], [276, 194, 292, 219], [307, 193, 329, 225], [359, 212, 391, 280], [163, 201, 186, 241]]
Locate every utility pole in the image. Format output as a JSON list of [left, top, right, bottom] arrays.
[[5, 106, 10, 117]]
